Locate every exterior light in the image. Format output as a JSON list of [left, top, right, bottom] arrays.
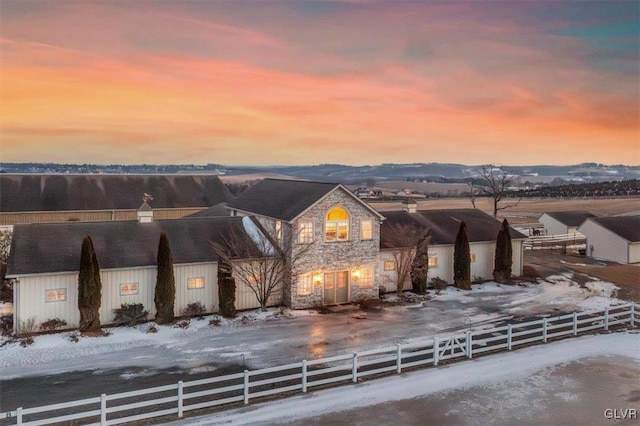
[[352, 269, 361, 281]]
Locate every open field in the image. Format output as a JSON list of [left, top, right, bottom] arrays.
[[370, 197, 640, 218], [219, 173, 298, 183], [370, 181, 470, 195]]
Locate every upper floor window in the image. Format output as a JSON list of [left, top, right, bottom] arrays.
[[360, 220, 373, 240], [298, 221, 314, 244], [325, 206, 349, 241], [275, 220, 283, 243]]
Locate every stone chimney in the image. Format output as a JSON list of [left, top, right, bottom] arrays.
[[401, 198, 417, 214], [137, 201, 153, 223]]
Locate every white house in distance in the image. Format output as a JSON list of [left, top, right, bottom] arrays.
[[379, 209, 527, 292], [538, 211, 596, 235], [577, 216, 640, 264]]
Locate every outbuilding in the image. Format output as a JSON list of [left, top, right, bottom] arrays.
[[577, 216, 640, 264], [538, 211, 595, 235]]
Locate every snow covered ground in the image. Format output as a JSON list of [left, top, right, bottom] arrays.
[[0, 276, 626, 381], [164, 332, 640, 425]]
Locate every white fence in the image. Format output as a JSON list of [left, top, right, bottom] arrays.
[[524, 233, 587, 250], [1, 304, 637, 426]]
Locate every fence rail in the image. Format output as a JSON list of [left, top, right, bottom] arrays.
[[1, 304, 637, 426], [523, 232, 587, 250]]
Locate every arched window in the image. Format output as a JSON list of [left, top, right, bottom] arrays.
[[325, 206, 349, 241]]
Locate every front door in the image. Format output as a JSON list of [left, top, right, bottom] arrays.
[[323, 271, 349, 305]]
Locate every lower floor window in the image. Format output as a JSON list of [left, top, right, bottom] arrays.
[[359, 267, 373, 288], [428, 257, 438, 267], [46, 288, 67, 302], [384, 261, 396, 271], [470, 253, 477, 263], [187, 277, 205, 289], [120, 282, 139, 295], [298, 273, 313, 295]]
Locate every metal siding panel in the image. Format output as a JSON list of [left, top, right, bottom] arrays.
[[18, 274, 78, 329], [470, 242, 494, 281]]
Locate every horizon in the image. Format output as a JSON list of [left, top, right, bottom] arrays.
[[1, 1, 638, 165]]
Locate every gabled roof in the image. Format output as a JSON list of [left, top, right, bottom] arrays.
[[540, 211, 596, 227], [581, 216, 640, 242], [7, 217, 260, 276], [184, 202, 229, 218], [0, 174, 235, 212], [227, 178, 384, 222], [380, 209, 527, 248]]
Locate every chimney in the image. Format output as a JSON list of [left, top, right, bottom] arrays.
[[137, 201, 153, 223], [401, 198, 417, 214]]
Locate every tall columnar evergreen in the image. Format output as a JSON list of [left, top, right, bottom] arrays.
[[410, 233, 430, 294], [217, 259, 237, 317], [493, 218, 513, 283], [154, 232, 176, 324], [453, 221, 471, 290], [78, 235, 102, 332]]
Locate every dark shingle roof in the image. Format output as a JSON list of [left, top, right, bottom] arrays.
[[184, 202, 229, 218], [7, 217, 259, 276], [586, 216, 640, 242], [542, 211, 596, 227], [380, 209, 526, 248], [0, 174, 235, 212], [227, 179, 342, 221]]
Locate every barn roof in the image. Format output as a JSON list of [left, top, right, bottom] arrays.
[[7, 217, 260, 276], [582, 216, 640, 242], [184, 202, 229, 218], [380, 209, 527, 248], [541, 211, 596, 227], [227, 178, 383, 222], [0, 174, 234, 212]]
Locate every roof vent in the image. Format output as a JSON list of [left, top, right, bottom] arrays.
[[401, 198, 417, 214]]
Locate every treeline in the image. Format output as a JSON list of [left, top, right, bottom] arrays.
[[514, 179, 639, 198]]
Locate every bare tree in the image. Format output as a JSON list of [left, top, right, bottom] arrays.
[[466, 180, 478, 209], [212, 219, 312, 311], [476, 165, 521, 217], [382, 223, 430, 296]]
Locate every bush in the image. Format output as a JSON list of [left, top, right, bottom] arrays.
[[175, 320, 190, 329], [431, 277, 448, 294], [20, 337, 34, 347], [183, 302, 206, 317], [68, 332, 80, 343], [17, 317, 38, 335], [209, 316, 221, 327], [40, 318, 68, 332], [113, 303, 149, 326], [0, 314, 13, 336], [522, 265, 540, 278]]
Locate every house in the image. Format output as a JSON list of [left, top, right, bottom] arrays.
[[379, 209, 527, 292], [0, 174, 234, 225], [538, 211, 595, 235], [6, 206, 276, 333], [577, 216, 640, 264], [226, 179, 385, 308]]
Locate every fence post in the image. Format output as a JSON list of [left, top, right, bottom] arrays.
[[433, 337, 439, 366], [466, 331, 473, 359], [507, 324, 512, 350], [396, 344, 402, 373], [243, 370, 250, 405], [352, 352, 358, 383], [542, 318, 548, 343], [302, 360, 307, 393], [604, 307, 609, 331], [16, 408, 22, 426], [100, 394, 107, 426], [573, 312, 578, 335], [631, 304, 635, 327], [178, 381, 184, 418]]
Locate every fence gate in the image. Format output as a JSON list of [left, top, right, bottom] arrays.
[[439, 335, 467, 359]]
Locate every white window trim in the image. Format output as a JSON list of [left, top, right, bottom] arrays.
[[45, 288, 67, 303], [298, 272, 313, 296], [119, 282, 139, 296], [384, 261, 396, 271], [325, 206, 350, 242], [187, 277, 205, 290], [298, 221, 314, 244], [359, 267, 374, 288], [428, 256, 438, 267], [360, 219, 373, 240]]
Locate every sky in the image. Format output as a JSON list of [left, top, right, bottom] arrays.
[[1, 0, 638, 166]]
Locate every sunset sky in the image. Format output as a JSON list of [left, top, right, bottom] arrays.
[[1, 1, 638, 166]]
